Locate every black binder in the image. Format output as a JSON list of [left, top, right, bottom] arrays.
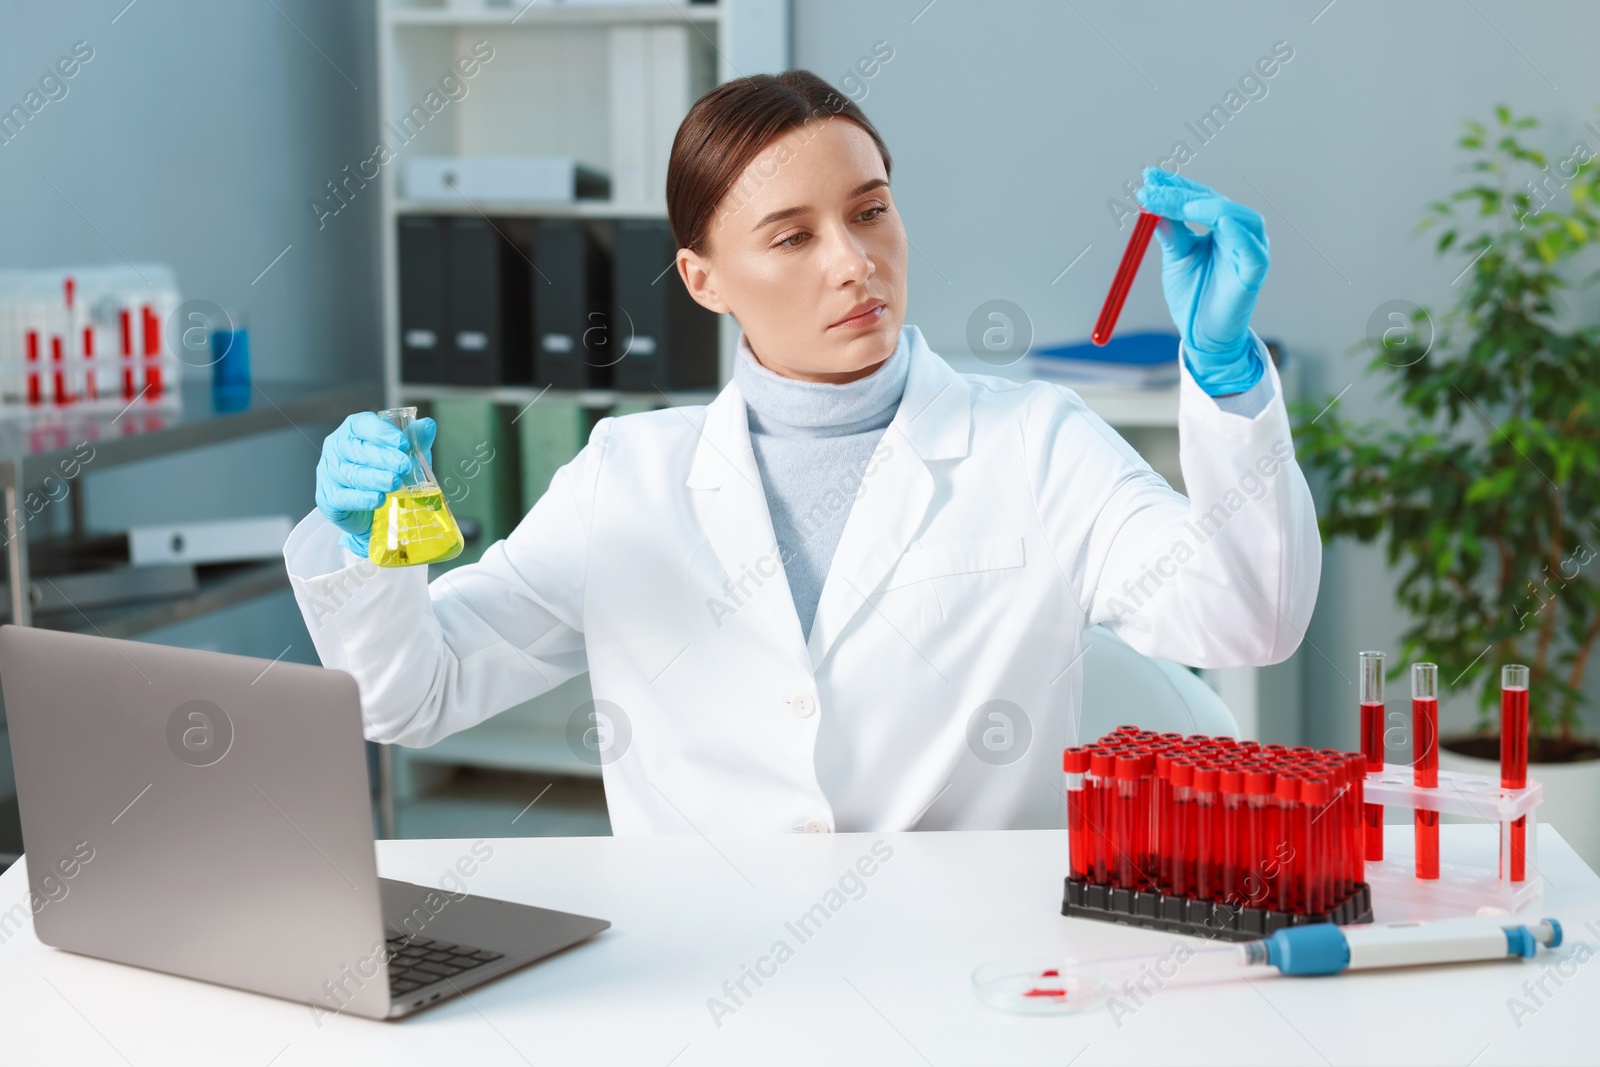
[[398, 217, 448, 384], [612, 220, 719, 392], [447, 216, 532, 386], [533, 219, 612, 388]]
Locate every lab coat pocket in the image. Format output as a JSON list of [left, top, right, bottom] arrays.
[[878, 535, 1027, 633]]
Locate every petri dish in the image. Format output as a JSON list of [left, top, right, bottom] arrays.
[[971, 958, 1110, 1015]]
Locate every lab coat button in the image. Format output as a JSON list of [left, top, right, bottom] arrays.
[[803, 818, 830, 833], [789, 694, 816, 718]]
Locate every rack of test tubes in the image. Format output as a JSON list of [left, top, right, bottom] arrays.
[[1357, 652, 1543, 913], [1061, 730, 1375, 941], [1062, 654, 1543, 940], [0, 264, 183, 415]]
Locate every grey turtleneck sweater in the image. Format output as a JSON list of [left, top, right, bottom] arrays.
[[734, 331, 911, 641]]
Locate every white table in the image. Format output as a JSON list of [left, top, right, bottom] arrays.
[[1, 824, 1596, 1065]]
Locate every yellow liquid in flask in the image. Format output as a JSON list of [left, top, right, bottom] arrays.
[[369, 485, 464, 567]]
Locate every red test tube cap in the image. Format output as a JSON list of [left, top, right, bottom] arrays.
[[1063, 747, 1090, 774], [1275, 774, 1301, 802], [1193, 767, 1219, 793]]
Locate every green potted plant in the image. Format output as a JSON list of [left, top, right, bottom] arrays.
[[1294, 105, 1600, 868]]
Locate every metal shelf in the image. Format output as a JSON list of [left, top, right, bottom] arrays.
[[399, 381, 715, 408], [385, 2, 722, 28], [0, 379, 378, 490], [0, 379, 381, 628], [394, 198, 669, 219], [30, 560, 290, 641]]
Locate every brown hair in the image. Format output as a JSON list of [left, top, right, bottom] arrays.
[[666, 70, 893, 256]]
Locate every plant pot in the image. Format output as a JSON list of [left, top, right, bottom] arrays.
[[1439, 733, 1600, 872]]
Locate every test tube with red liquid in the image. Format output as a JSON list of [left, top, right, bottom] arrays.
[[25, 330, 41, 406], [1413, 662, 1440, 879], [1359, 651, 1386, 861], [1088, 750, 1116, 884], [1273, 775, 1300, 913], [1170, 760, 1195, 898], [1063, 748, 1091, 881], [120, 307, 136, 399], [1092, 211, 1159, 346], [1219, 768, 1244, 904], [1500, 664, 1529, 882]]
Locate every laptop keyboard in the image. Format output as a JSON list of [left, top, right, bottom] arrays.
[[386, 934, 504, 997]]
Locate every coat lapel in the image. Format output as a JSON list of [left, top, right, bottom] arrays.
[[685, 376, 811, 665], [684, 326, 973, 675], [805, 327, 971, 671]]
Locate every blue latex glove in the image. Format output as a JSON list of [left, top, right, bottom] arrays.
[[1134, 168, 1269, 395], [315, 412, 437, 558]]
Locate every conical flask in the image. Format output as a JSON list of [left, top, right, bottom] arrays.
[[368, 406, 463, 568]]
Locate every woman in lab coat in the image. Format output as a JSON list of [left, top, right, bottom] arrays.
[[288, 71, 1319, 836]]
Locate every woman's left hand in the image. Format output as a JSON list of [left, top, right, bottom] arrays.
[[1135, 167, 1269, 395]]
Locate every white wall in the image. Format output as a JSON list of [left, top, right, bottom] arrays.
[[794, 0, 1600, 749], [1, 0, 381, 662]]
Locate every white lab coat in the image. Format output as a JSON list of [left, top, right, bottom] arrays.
[[283, 324, 1319, 835]]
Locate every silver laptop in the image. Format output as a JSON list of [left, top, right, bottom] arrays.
[[0, 623, 609, 1021]]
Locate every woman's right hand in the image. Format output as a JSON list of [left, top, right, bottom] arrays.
[[316, 412, 436, 557]]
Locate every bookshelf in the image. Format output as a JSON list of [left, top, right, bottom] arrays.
[[372, 0, 789, 827]]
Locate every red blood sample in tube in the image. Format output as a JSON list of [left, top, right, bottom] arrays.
[[1169, 760, 1195, 897], [142, 304, 163, 399], [1192, 766, 1219, 902], [118, 307, 135, 399], [1092, 211, 1159, 346], [1154, 752, 1175, 892], [1413, 663, 1440, 880], [1135, 751, 1157, 890], [1301, 776, 1330, 915], [83, 326, 96, 398], [51, 335, 66, 405], [1359, 651, 1386, 861], [1243, 767, 1275, 910], [1064, 747, 1091, 881], [25, 330, 40, 405], [1500, 665, 1529, 883], [1088, 750, 1117, 885], [1273, 774, 1300, 913], [1219, 767, 1244, 905], [1114, 754, 1142, 890]]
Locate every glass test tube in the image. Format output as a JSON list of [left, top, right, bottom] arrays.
[[1359, 651, 1386, 862], [1219, 768, 1244, 906], [1500, 665, 1529, 883], [1302, 764, 1330, 913], [1064, 747, 1091, 881], [1193, 767, 1219, 902], [1170, 761, 1195, 898], [1274, 774, 1300, 913], [1243, 767, 1275, 911], [1087, 750, 1116, 885], [1114, 754, 1140, 890], [1412, 662, 1440, 879], [1154, 753, 1175, 893]]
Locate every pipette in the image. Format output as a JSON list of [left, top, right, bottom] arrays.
[[1092, 211, 1158, 346], [974, 916, 1564, 1014]]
